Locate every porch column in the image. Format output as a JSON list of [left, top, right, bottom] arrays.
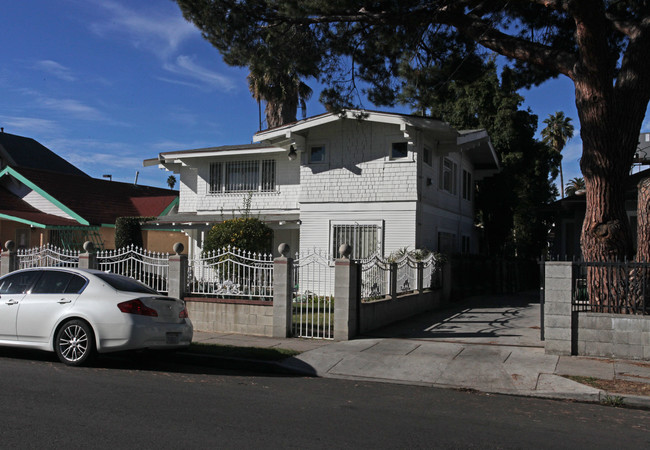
[[1, 240, 18, 276], [78, 241, 98, 270], [273, 243, 294, 338], [168, 242, 188, 299], [334, 244, 360, 340]]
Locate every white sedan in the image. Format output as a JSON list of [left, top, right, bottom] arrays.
[[0, 267, 193, 366]]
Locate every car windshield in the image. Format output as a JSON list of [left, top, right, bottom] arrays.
[[93, 272, 159, 295]]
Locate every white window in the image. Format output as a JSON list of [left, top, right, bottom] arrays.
[[209, 160, 276, 193], [331, 222, 382, 259], [390, 142, 408, 160], [462, 169, 472, 201], [439, 157, 458, 195], [309, 145, 326, 164]]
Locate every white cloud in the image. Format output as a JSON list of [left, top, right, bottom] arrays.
[[89, 0, 198, 59], [35, 60, 76, 81], [38, 97, 106, 121], [0, 115, 60, 135], [86, 1, 237, 92], [47, 137, 144, 170], [163, 55, 236, 91]]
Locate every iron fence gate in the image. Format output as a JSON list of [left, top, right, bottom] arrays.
[[292, 252, 335, 339]]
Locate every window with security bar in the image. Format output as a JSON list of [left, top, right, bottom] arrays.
[[209, 159, 276, 193], [331, 223, 382, 260]]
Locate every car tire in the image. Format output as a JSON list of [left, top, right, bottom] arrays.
[[55, 319, 96, 366]]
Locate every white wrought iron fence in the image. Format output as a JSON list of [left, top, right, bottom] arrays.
[[360, 252, 443, 301], [421, 253, 443, 290], [396, 255, 418, 294], [292, 251, 335, 339], [17, 245, 80, 268], [98, 245, 169, 293], [361, 254, 390, 300], [187, 246, 274, 300]]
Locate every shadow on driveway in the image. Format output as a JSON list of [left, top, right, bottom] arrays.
[[363, 291, 543, 348]]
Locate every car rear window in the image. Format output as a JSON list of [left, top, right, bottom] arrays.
[[93, 272, 159, 294]]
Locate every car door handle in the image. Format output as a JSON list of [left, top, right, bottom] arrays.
[[5, 299, 19, 305], [57, 298, 72, 304]]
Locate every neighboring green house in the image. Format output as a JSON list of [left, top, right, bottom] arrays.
[[0, 130, 180, 251]]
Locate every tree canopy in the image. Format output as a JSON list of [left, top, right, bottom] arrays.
[[175, 1, 650, 266]]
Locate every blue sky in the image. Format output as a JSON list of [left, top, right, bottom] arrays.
[[0, 0, 643, 191]]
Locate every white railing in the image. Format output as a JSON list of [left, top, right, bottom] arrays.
[[293, 250, 335, 339], [187, 246, 274, 300], [360, 252, 444, 301], [396, 254, 418, 294], [361, 254, 390, 300], [97, 245, 169, 293], [17, 245, 80, 268]]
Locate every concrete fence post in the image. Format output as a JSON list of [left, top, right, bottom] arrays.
[[543, 261, 575, 355], [78, 241, 98, 270], [389, 262, 398, 299], [273, 243, 294, 338], [1, 240, 18, 276], [334, 243, 360, 340], [168, 242, 188, 299]]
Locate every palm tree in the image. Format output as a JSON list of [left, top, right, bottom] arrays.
[[565, 177, 585, 196], [167, 175, 176, 190], [248, 69, 312, 129], [542, 112, 575, 198]]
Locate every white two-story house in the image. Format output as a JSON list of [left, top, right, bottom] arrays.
[[144, 110, 499, 259]]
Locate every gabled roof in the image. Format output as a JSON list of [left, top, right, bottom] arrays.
[[0, 166, 178, 227], [0, 186, 79, 228], [254, 109, 499, 174], [253, 109, 458, 143], [0, 131, 89, 177], [143, 142, 283, 167]]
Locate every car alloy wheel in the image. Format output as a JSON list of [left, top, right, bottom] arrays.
[[55, 319, 95, 366]]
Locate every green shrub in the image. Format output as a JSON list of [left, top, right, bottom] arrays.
[[203, 218, 273, 255], [115, 217, 153, 249]]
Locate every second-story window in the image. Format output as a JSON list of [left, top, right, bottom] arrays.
[[309, 145, 326, 164], [209, 159, 276, 193], [462, 169, 472, 201], [439, 157, 458, 195], [391, 142, 408, 159]]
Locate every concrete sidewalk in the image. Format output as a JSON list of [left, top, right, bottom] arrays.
[[192, 293, 650, 408]]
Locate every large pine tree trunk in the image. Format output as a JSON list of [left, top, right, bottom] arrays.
[[577, 81, 642, 311]]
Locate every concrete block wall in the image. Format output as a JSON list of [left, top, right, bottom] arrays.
[[359, 289, 446, 334], [185, 299, 274, 336], [576, 313, 650, 360], [543, 262, 574, 356], [544, 261, 650, 361]]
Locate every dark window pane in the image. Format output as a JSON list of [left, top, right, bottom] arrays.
[[93, 272, 159, 294], [65, 275, 88, 294], [0, 271, 40, 294], [391, 142, 408, 159], [32, 271, 75, 294]]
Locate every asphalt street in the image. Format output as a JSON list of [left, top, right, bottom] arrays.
[[1, 349, 649, 449]]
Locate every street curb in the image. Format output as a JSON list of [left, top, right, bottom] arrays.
[[176, 351, 310, 376]]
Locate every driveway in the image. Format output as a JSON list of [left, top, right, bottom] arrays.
[[363, 291, 543, 347]]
